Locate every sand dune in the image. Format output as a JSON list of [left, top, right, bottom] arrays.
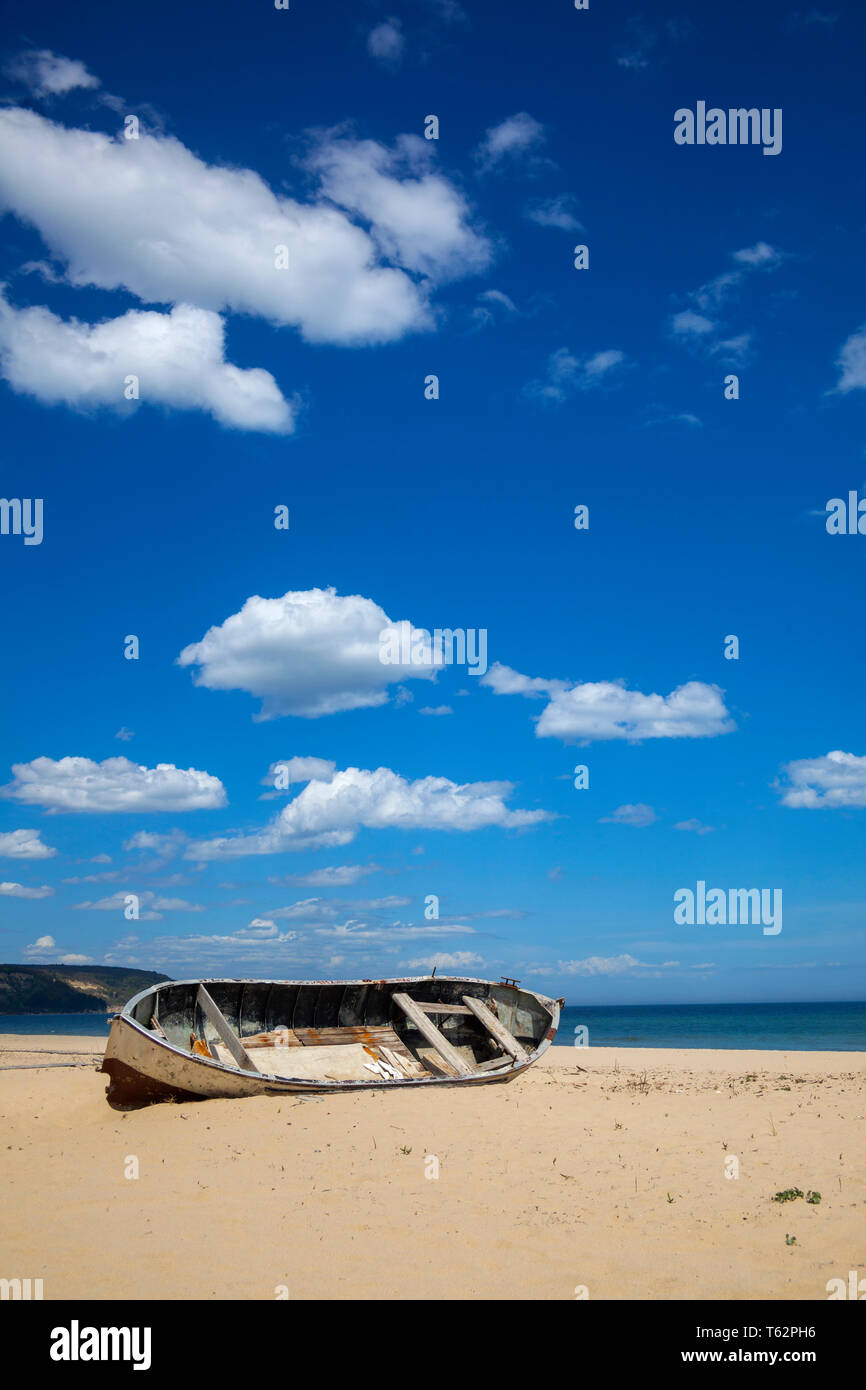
[[1, 1035, 863, 1300]]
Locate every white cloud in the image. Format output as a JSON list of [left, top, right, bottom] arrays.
[[57, 952, 94, 964], [732, 241, 781, 267], [271, 863, 383, 887], [675, 818, 714, 834], [557, 954, 672, 977], [403, 951, 483, 970], [25, 934, 56, 953], [834, 326, 866, 393], [263, 757, 337, 787], [525, 195, 582, 231], [114, 727, 135, 741], [178, 587, 444, 719], [419, 705, 453, 716], [73, 890, 205, 919], [0, 881, 54, 898], [525, 346, 626, 402], [0, 294, 295, 432], [475, 113, 545, 171], [670, 309, 715, 337], [0, 109, 487, 347], [5, 50, 100, 98], [122, 829, 188, 861], [0, 828, 57, 859], [482, 662, 735, 743], [599, 803, 657, 827], [367, 18, 405, 64], [776, 751, 866, 808], [185, 762, 551, 858], [307, 134, 490, 281], [2, 756, 227, 813]]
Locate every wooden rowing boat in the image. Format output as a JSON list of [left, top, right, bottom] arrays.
[[100, 975, 562, 1105]]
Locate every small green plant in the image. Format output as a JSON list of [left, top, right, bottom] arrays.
[[785, 1234, 797, 1246], [666, 1192, 675, 1204], [806, 1190, 822, 1204], [399, 1145, 412, 1155], [773, 1188, 804, 1203]]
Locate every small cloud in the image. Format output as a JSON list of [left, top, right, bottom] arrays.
[[58, 953, 93, 964], [525, 346, 626, 403], [5, 49, 100, 98], [833, 326, 866, 394], [525, 195, 582, 231], [732, 241, 782, 267], [675, 818, 714, 835], [0, 828, 57, 859], [670, 310, 715, 338], [0, 880, 54, 898], [114, 727, 135, 742], [599, 803, 657, 827], [366, 18, 405, 66], [419, 705, 453, 716], [475, 113, 546, 172], [403, 950, 483, 970]]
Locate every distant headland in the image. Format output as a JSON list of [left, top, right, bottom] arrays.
[[0, 964, 171, 1014]]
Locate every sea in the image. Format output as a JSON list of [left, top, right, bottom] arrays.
[[2, 1001, 865, 1051], [554, 1001, 866, 1051]]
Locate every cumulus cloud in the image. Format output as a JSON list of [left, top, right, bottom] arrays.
[[599, 803, 657, 827], [403, 951, 483, 970], [482, 662, 735, 743], [366, 18, 405, 64], [307, 134, 490, 281], [2, 756, 227, 813], [0, 294, 295, 432], [0, 828, 57, 859], [5, 49, 99, 98], [262, 757, 337, 788], [0, 109, 487, 346], [525, 347, 626, 402], [675, 818, 714, 834], [178, 587, 446, 719], [24, 934, 56, 954], [0, 881, 54, 898], [776, 751, 866, 808], [185, 762, 550, 858]]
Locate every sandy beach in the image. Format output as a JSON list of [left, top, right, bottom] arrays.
[[1, 1035, 863, 1301]]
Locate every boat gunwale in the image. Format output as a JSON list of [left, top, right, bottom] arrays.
[[112, 975, 560, 1090]]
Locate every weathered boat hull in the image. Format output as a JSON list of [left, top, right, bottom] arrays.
[[100, 975, 561, 1105]]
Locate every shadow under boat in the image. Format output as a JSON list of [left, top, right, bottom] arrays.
[[100, 975, 562, 1107]]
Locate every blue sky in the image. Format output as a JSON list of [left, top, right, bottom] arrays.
[[0, 0, 864, 1004]]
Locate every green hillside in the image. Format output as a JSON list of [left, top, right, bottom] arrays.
[[0, 964, 171, 1014]]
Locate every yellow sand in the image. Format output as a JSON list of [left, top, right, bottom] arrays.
[[1, 1035, 863, 1300]]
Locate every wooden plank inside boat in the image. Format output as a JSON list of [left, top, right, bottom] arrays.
[[197, 985, 257, 1072], [461, 994, 529, 1063], [392, 992, 472, 1075]]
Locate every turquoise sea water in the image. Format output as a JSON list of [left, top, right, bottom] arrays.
[[2, 1002, 865, 1051], [554, 1001, 866, 1051], [0, 1013, 114, 1036]]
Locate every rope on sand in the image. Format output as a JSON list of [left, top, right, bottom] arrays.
[[0, 1048, 102, 1056], [0, 1061, 98, 1070]]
